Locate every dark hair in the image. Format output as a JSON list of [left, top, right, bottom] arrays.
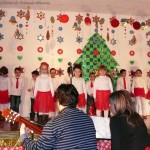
[[109, 90, 143, 127], [15, 67, 22, 72], [89, 72, 95, 76], [32, 70, 39, 76], [136, 69, 142, 74], [99, 65, 106, 71], [56, 84, 78, 108], [73, 63, 82, 71], [0, 66, 8, 75], [50, 68, 56, 72], [120, 69, 126, 74]]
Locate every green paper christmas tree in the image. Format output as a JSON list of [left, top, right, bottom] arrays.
[[75, 33, 119, 85]]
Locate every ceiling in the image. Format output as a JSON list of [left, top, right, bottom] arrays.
[[1, 0, 150, 16]]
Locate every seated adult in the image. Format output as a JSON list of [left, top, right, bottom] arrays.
[[109, 90, 150, 150], [20, 84, 97, 150]]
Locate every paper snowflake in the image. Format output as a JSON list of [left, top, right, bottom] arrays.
[[56, 68, 64, 76], [17, 10, 25, 19], [76, 14, 83, 24], [110, 38, 116, 45], [147, 40, 150, 47], [57, 36, 64, 43], [37, 12, 45, 20], [0, 10, 5, 20], [37, 34, 44, 42], [0, 33, 4, 40], [76, 36, 83, 43]]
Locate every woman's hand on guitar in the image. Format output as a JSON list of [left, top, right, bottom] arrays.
[[20, 123, 31, 136]]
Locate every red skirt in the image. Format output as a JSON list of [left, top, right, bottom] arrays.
[[78, 93, 86, 107], [95, 90, 110, 110], [34, 91, 55, 113], [146, 90, 150, 100], [134, 88, 145, 97], [0, 90, 9, 104]]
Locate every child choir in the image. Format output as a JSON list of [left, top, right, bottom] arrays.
[[0, 62, 150, 125]]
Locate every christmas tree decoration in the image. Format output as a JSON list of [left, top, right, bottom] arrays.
[[147, 40, 150, 47], [93, 15, 100, 28], [17, 55, 23, 60], [57, 49, 63, 54], [56, 68, 64, 76], [130, 60, 134, 64], [25, 7, 30, 21], [59, 14, 69, 23], [57, 36, 64, 43], [38, 57, 43, 61], [58, 58, 63, 63], [17, 10, 25, 19], [0, 33, 4, 40], [37, 47, 43, 53], [76, 33, 119, 81], [46, 29, 50, 40], [145, 19, 150, 27], [37, 34, 44, 42], [50, 16, 55, 23], [17, 46, 23, 51], [9, 16, 17, 24], [0, 9, 5, 20], [76, 14, 83, 24], [129, 50, 135, 56], [147, 52, 150, 57], [129, 35, 136, 46], [110, 38, 117, 45], [76, 36, 83, 43], [127, 18, 134, 25], [111, 50, 116, 56], [0, 46, 3, 52], [0, 23, 3, 28], [133, 21, 141, 30], [77, 48, 82, 54], [84, 14, 91, 26], [37, 12, 45, 20]]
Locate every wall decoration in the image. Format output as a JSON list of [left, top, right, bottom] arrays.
[[133, 21, 141, 30], [0, 56, 2, 60], [17, 55, 23, 60], [58, 14, 69, 23], [17, 46, 23, 51], [38, 57, 43, 61], [110, 38, 116, 45], [147, 52, 150, 57], [147, 40, 150, 47], [99, 18, 105, 26], [93, 15, 100, 29], [129, 35, 136, 46], [77, 48, 82, 54], [111, 50, 116, 56], [84, 14, 91, 26], [9, 16, 17, 24], [19, 24, 23, 28], [56, 68, 64, 76], [0, 46, 3, 52], [57, 49, 63, 54], [25, 7, 30, 21], [148, 61, 150, 65], [106, 28, 110, 42], [46, 29, 50, 40], [76, 36, 83, 43], [39, 25, 43, 29], [120, 18, 127, 27], [76, 33, 119, 81], [146, 31, 150, 38], [0, 23, 3, 28], [129, 50, 135, 56], [130, 30, 134, 34], [17, 10, 25, 18], [127, 18, 135, 25], [37, 47, 43, 53], [58, 58, 63, 63], [93, 49, 99, 56], [57, 36, 64, 43], [37, 34, 44, 42], [130, 60, 134, 64], [0, 9, 5, 20], [37, 12, 45, 20], [146, 19, 150, 27], [14, 28, 24, 40], [76, 14, 83, 24], [110, 17, 119, 28], [58, 27, 63, 31], [0, 33, 4, 40], [50, 16, 55, 23]]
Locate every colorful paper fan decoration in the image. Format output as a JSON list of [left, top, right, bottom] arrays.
[[111, 50, 116, 56], [9, 16, 17, 24], [77, 48, 82, 54], [0, 46, 3, 52], [110, 17, 119, 28], [129, 50, 135, 56], [0, 9, 5, 20], [57, 49, 63, 54], [84, 14, 91, 26], [37, 12, 45, 20], [147, 52, 150, 57], [37, 47, 43, 53], [133, 21, 141, 30], [17, 46, 23, 51], [59, 14, 69, 23]]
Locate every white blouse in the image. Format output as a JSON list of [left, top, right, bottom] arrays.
[[0, 76, 10, 94], [86, 81, 94, 96]]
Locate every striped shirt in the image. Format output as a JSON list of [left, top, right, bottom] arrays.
[[23, 108, 97, 150]]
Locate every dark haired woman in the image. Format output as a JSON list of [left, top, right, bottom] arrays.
[[109, 90, 150, 150], [20, 84, 97, 150]]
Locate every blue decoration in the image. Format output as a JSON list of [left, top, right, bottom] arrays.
[[39, 25, 43, 29], [94, 28, 98, 33], [130, 30, 134, 34], [58, 27, 63, 31], [76, 36, 83, 43], [57, 36, 64, 43], [19, 24, 23, 28], [111, 29, 115, 33]]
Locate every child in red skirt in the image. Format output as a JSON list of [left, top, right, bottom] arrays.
[[146, 71, 150, 100], [0, 66, 10, 121], [131, 69, 147, 117], [72, 64, 87, 113], [93, 65, 113, 117], [34, 62, 55, 125]]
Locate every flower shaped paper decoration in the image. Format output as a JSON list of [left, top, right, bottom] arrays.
[[0, 10, 5, 20], [17, 10, 25, 19], [37, 12, 45, 20]]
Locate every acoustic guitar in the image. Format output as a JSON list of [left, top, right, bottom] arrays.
[[2, 108, 43, 134]]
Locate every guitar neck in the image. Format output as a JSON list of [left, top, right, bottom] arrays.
[[18, 117, 43, 134]]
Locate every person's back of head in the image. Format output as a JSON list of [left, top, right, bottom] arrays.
[[56, 84, 78, 108]]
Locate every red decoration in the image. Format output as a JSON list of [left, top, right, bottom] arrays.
[[129, 50, 135, 56], [133, 21, 141, 30], [25, 7, 30, 21], [84, 16, 91, 26], [46, 30, 50, 40], [0, 46, 3, 52], [17, 46, 23, 51], [93, 50, 99, 56], [57, 49, 63, 54], [110, 19, 119, 28], [111, 50, 116, 56], [77, 48, 82, 54], [56, 68, 64, 76], [59, 14, 69, 23], [147, 52, 150, 57], [37, 47, 43, 53]]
